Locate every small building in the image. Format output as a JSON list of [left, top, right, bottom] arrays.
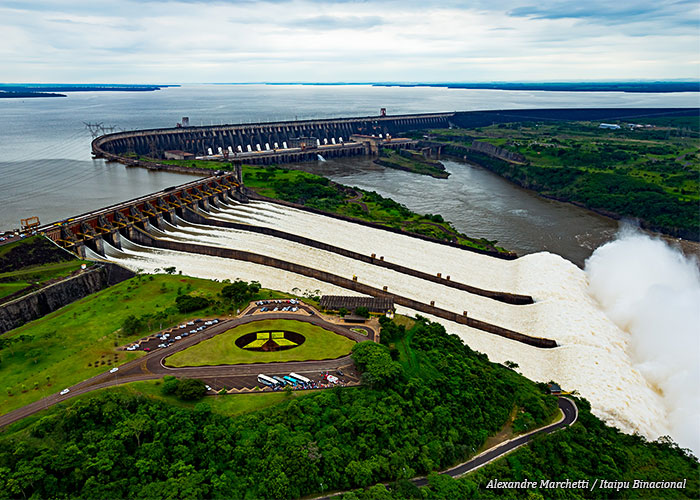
[[548, 382, 562, 395], [164, 150, 195, 160], [343, 314, 367, 324], [320, 295, 394, 314]]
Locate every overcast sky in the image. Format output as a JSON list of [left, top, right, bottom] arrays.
[[2, 0, 698, 83]]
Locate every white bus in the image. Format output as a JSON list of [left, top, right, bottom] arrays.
[[289, 372, 311, 385], [257, 374, 278, 387]]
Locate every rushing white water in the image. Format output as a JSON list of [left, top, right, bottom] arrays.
[[109, 237, 363, 300], [97, 202, 686, 447], [585, 227, 700, 456]]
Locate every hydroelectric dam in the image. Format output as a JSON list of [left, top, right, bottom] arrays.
[[90, 107, 696, 168], [92, 111, 452, 166], [51, 108, 698, 351], [27, 107, 700, 450]]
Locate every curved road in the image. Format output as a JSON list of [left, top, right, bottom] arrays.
[[315, 398, 578, 498], [415, 397, 577, 484], [0, 312, 364, 429]]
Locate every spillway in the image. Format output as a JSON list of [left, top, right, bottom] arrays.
[[97, 200, 671, 442]]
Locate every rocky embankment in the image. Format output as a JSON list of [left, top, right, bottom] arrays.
[[0, 263, 134, 334]]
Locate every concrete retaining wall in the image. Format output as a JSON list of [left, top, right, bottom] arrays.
[[246, 192, 518, 260], [0, 263, 135, 334], [183, 207, 533, 305]]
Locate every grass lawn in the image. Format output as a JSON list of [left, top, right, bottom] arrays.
[[0, 282, 30, 299], [120, 380, 295, 417], [350, 328, 368, 336], [0, 274, 230, 416], [166, 319, 355, 367], [393, 316, 437, 381], [0, 259, 86, 282], [0, 260, 88, 299]]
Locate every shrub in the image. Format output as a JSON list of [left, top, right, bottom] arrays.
[[175, 294, 210, 313], [161, 376, 179, 395], [354, 306, 370, 318], [175, 378, 207, 401], [121, 315, 144, 335]]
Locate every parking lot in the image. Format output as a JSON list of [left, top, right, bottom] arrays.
[[199, 365, 361, 394], [121, 318, 221, 352], [247, 298, 306, 315]]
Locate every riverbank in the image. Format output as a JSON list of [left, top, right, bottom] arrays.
[[0, 92, 66, 98], [417, 118, 699, 241], [374, 148, 448, 178]]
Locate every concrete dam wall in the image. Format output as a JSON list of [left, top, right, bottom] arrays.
[[0, 263, 135, 334], [91, 112, 453, 164]]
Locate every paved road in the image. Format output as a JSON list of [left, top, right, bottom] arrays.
[[414, 397, 577, 485], [315, 398, 578, 499], [0, 313, 363, 429]]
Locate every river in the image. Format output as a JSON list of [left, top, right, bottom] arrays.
[[298, 157, 624, 267], [1, 84, 697, 264]]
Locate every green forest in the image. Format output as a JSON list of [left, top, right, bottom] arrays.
[[1, 317, 697, 499], [423, 119, 700, 240]]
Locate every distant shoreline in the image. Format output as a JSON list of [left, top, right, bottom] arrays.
[[0, 84, 178, 98], [258, 81, 700, 93], [0, 92, 66, 98]]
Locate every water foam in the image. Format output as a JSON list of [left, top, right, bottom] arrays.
[[586, 226, 700, 455]]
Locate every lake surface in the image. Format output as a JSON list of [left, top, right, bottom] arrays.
[[1, 84, 696, 262]]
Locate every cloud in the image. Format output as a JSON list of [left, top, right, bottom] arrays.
[[508, 0, 698, 29], [0, 0, 698, 82], [282, 15, 385, 30]]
